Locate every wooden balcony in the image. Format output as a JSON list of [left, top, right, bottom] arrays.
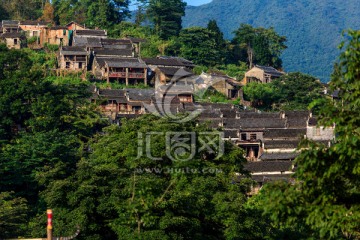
[[108, 72, 145, 78]]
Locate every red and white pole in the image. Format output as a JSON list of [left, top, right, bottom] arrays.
[[47, 209, 53, 240]]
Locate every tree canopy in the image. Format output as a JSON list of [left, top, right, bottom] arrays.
[[232, 24, 287, 69], [260, 30, 360, 239]]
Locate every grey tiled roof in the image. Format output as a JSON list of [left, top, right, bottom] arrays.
[[106, 59, 147, 68], [224, 129, 239, 138], [251, 174, 293, 183], [157, 67, 193, 77], [264, 140, 300, 149], [238, 112, 280, 118], [20, 20, 49, 26], [244, 161, 293, 172], [75, 29, 106, 36], [223, 118, 286, 129], [255, 65, 284, 77], [61, 46, 87, 55], [94, 49, 133, 57], [259, 152, 299, 161], [126, 89, 155, 102], [0, 32, 24, 38], [143, 58, 188, 67], [263, 128, 306, 139]]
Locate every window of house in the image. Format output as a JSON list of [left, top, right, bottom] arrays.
[[14, 39, 18, 45], [78, 62, 83, 69], [66, 62, 70, 69], [241, 133, 247, 141], [63, 30, 66, 36], [250, 133, 257, 140]]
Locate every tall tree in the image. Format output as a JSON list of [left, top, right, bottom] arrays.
[[261, 30, 360, 239], [178, 27, 221, 66], [232, 24, 287, 69], [207, 19, 228, 64], [147, 0, 186, 39], [40, 1, 55, 23]]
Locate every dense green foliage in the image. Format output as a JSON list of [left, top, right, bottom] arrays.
[[52, 0, 129, 28], [232, 24, 287, 68], [147, 0, 187, 39], [243, 72, 324, 111], [183, 0, 360, 82], [260, 30, 360, 239]]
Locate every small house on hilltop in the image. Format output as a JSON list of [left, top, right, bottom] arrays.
[[59, 46, 88, 70], [0, 32, 26, 49], [1, 20, 20, 33], [244, 65, 284, 84]]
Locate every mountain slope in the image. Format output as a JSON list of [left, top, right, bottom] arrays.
[[183, 0, 360, 82]]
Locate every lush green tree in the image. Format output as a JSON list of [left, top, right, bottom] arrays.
[[0, 192, 28, 239], [31, 114, 265, 239], [207, 19, 228, 64], [0, 0, 42, 20], [260, 30, 360, 239], [53, 0, 129, 27], [272, 72, 324, 110], [147, 0, 187, 39], [243, 72, 324, 111], [178, 27, 221, 66], [243, 82, 279, 110], [232, 24, 287, 69]]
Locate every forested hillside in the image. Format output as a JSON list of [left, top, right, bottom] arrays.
[[183, 0, 360, 82]]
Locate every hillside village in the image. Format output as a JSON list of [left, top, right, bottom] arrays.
[[0, 19, 337, 194]]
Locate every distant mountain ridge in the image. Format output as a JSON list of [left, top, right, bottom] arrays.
[[182, 0, 360, 82]]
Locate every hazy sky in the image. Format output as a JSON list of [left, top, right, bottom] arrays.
[[186, 0, 212, 6]]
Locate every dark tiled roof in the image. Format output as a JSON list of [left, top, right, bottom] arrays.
[[0, 32, 24, 38], [99, 89, 126, 97], [239, 112, 280, 118], [157, 67, 193, 77], [143, 58, 188, 67], [156, 84, 194, 95], [221, 109, 237, 118], [255, 65, 284, 77], [95, 57, 138, 68], [102, 38, 131, 45], [158, 56, 196, 67], [94, 49, 133, 57], [223, 118, 286, 129], [259, 152, 299, 161], [75, 30, 107, 36], [285, 111, 310, 118], [61, 46, 87, 55], [126, 89, 154, 102], [50, 26, 67, 30], [264, 140, 300, 149], [263, 128, 306, 139], [106, 58, 147, 68], [87, 37, 102, 47], [251, 174, 293, 183], [2, 20, 19, 26], [287, 118, 308, 128], [198, 102, 234, 110], [98, 89, 127, 103], [244, 161, 293, 172], [20, 20, 49, 26], [224, 129, 239, 138]]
